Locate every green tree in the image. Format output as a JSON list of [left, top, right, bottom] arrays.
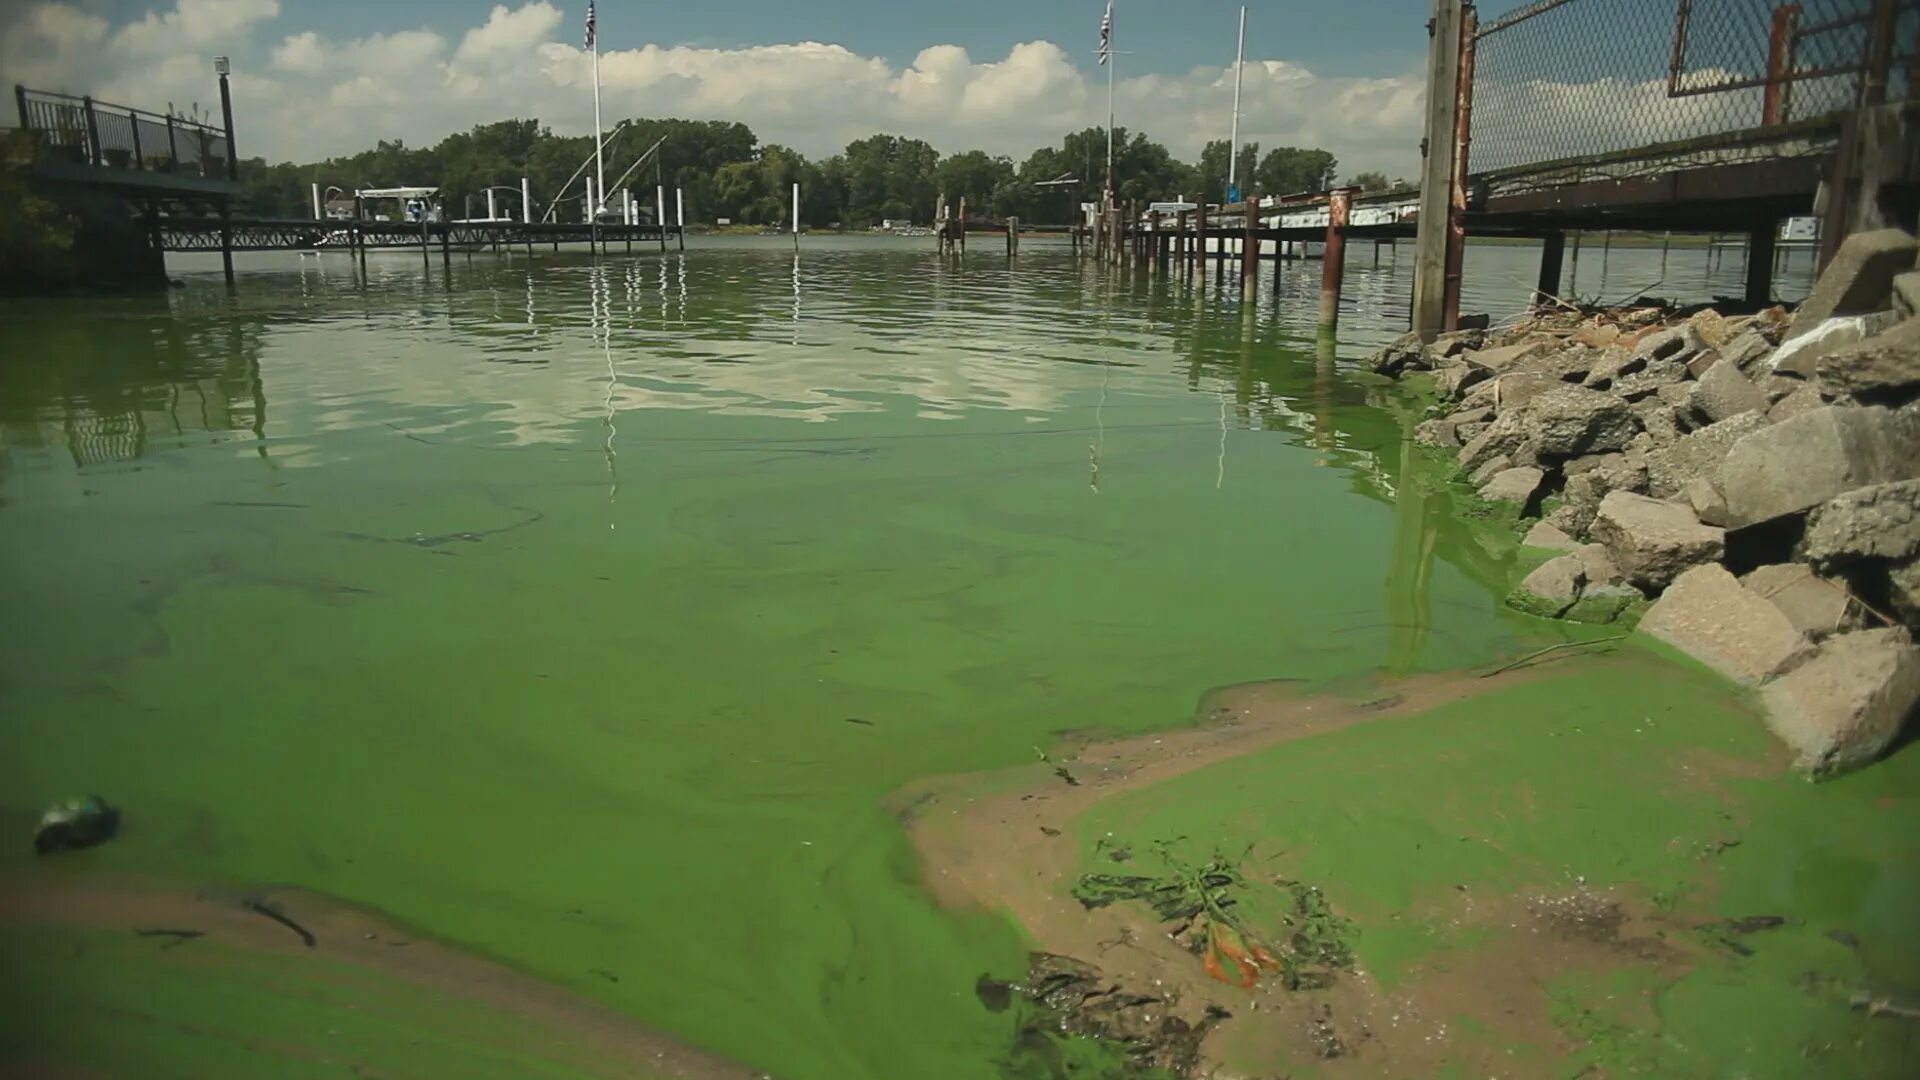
[[1255, 147, 1338, 196], [1346, 170, 1391, 192], [842, 134, 939, 224], [935, 150, 1015, 217]]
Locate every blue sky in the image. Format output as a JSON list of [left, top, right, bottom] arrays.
[[73, 0, 1441, 79], [5, 1, 1444, 173]]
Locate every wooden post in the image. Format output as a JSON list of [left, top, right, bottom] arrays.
[[1195, 200, 1209, 280], [1412, 0, 1465, 339], [1747, 216, 1777, 306], [1006, 217, 1016, 256], [1536, 231, 1565, 307], [958, 196, 967, 253], [441, 223, 452, 270], [1442, 4, 1476, 331], [1318, 188, 1353, 331]]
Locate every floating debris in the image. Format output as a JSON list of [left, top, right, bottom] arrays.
[[33, 796, 120, 855]]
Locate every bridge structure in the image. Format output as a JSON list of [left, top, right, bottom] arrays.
[[12, 76, 681, 289], [1080, 0, 1920, 336]]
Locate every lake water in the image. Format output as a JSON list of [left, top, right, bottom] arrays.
[[1, 236, 1890, 1080]]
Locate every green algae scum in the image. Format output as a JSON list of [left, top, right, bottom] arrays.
[[1, 241, 1914, 1079]]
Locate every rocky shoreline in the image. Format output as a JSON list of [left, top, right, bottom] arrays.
[[1370, 227, 1920, 776]]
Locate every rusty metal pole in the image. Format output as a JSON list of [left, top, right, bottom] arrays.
[[1319, 187, 1353, 332], [1865, 0, 1897, 106], [1443, 5, 1477, 331]]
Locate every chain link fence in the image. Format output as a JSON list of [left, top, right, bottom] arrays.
[[1469, 0, 1919, 176]]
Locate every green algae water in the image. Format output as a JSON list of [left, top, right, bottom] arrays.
[[0, 239, 1905, 1078]]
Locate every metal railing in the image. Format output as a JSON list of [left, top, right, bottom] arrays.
[[13, 85, 231, 178], [1469, 0, 1919, 176]]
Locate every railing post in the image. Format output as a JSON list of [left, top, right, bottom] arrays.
[[1412, 0, 1464, 339], [14, 85, 27, 129], [81, 95, 101, 165], [130, 107, 144, 169], [165, 113, 177, 171]]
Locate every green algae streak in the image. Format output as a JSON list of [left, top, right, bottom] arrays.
[[0, 240, 1909, 1078]]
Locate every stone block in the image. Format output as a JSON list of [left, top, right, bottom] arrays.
[[1790, 228, 1920, 333], [1632, 323, 1707, 366], [1761, 628, 1920, 774], [1633, 401, 1686, 444], [1592, 490, 1726, 591], [1640, 564, 1813, 685], [1572, 541, 1622, 585], [1435, 363, 1487, 402], [1564, 583, 1646, 626], [1690, 309, 1734, 348], [1468, 454, 1514, 487], [1719, 405, 1920, 527], [1718, 330, 1775, 373], [1773, 311, 1903, 377], [1767, 384, 1824, 424], [1688, 352, 1769, 423], [1741, 563, 1853, 638], [1813, 316, 1920, 405]]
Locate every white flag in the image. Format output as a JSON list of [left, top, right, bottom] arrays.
[[1098, 2, 1112, 66]]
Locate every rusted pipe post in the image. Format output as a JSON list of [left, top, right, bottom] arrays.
[[1762, 3, 1799, 125], [1443, 4, 1476, 331], [1241, 193, 1258, 289], [1865, 0, 1897, 106], [1318, 187, 1353, 332]]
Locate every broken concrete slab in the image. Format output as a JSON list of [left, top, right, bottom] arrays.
[[1522, 385, 1641, 458], [1719, 330, 1775, 373], [1773, 311, 1902, 377], [1688, 352, 1769, 423], [1633, 401, 1686, 444], [1435, 363, 1487, 402], [1640, 564, 1813, 685], [1643, 410, 1771, 498], [1506, 555, 1586, 619], [1690, 309, 1734, 348], [1741, 563, 1854, 639], [1564, 583, 1646, 626], [1895, 270, 1920, 319], [1457, 414, 1532, 475], [1760, 628, 1920, 774], [1767, 383, 1826, 424], [1490, 372, 1560, 413], [1415, 419, 1461, 448], [1632, 322, 1707, 366], [1522, 520, 1580, 552], [1583, 346, 1643, 390], [1572, 542, 1622, 585], [1468, 454, 1514, 488], [1720, 405, 1920, 527], [1790, 228, 1920, 334], [1813, 316, 1920, 405], [1802, 478, 1920, 567], [1480, 466, 1545, 505], [1683, 476, 1730, 527], [1463, 341, 1553, 376], [1592, 490, 1727, 591]]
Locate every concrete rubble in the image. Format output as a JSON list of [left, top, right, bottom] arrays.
[[1369, 226, 1920, 775]]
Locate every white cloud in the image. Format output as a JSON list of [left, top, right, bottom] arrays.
[[0, 0, 1427, 176]]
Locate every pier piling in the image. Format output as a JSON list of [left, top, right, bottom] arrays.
[[1318, 188, 1352, 332]]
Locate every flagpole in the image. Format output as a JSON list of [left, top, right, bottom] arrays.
[[1105, 20, 1115, 200], [1228, 5, 1246, 192], [590, 6, 606, 215]]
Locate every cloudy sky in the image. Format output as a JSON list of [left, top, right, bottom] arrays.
[[1, 0, 1440, 174]]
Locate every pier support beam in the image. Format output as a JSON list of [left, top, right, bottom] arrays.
[[1411, 0, 1465, 339], [1536, 231, 1565, 307], [1747, 216, 1777, 306], [1318, 188, 1353, 332], [219, 198, 234, 287]]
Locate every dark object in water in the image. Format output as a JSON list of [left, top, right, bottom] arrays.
[[1051, 765, 1079, 787], [135, 928, 205, 950], [843, 717, 875, 726], [34, 796, 120, 855]]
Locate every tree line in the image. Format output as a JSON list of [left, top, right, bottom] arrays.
[[236, 116, 1395, 227]]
